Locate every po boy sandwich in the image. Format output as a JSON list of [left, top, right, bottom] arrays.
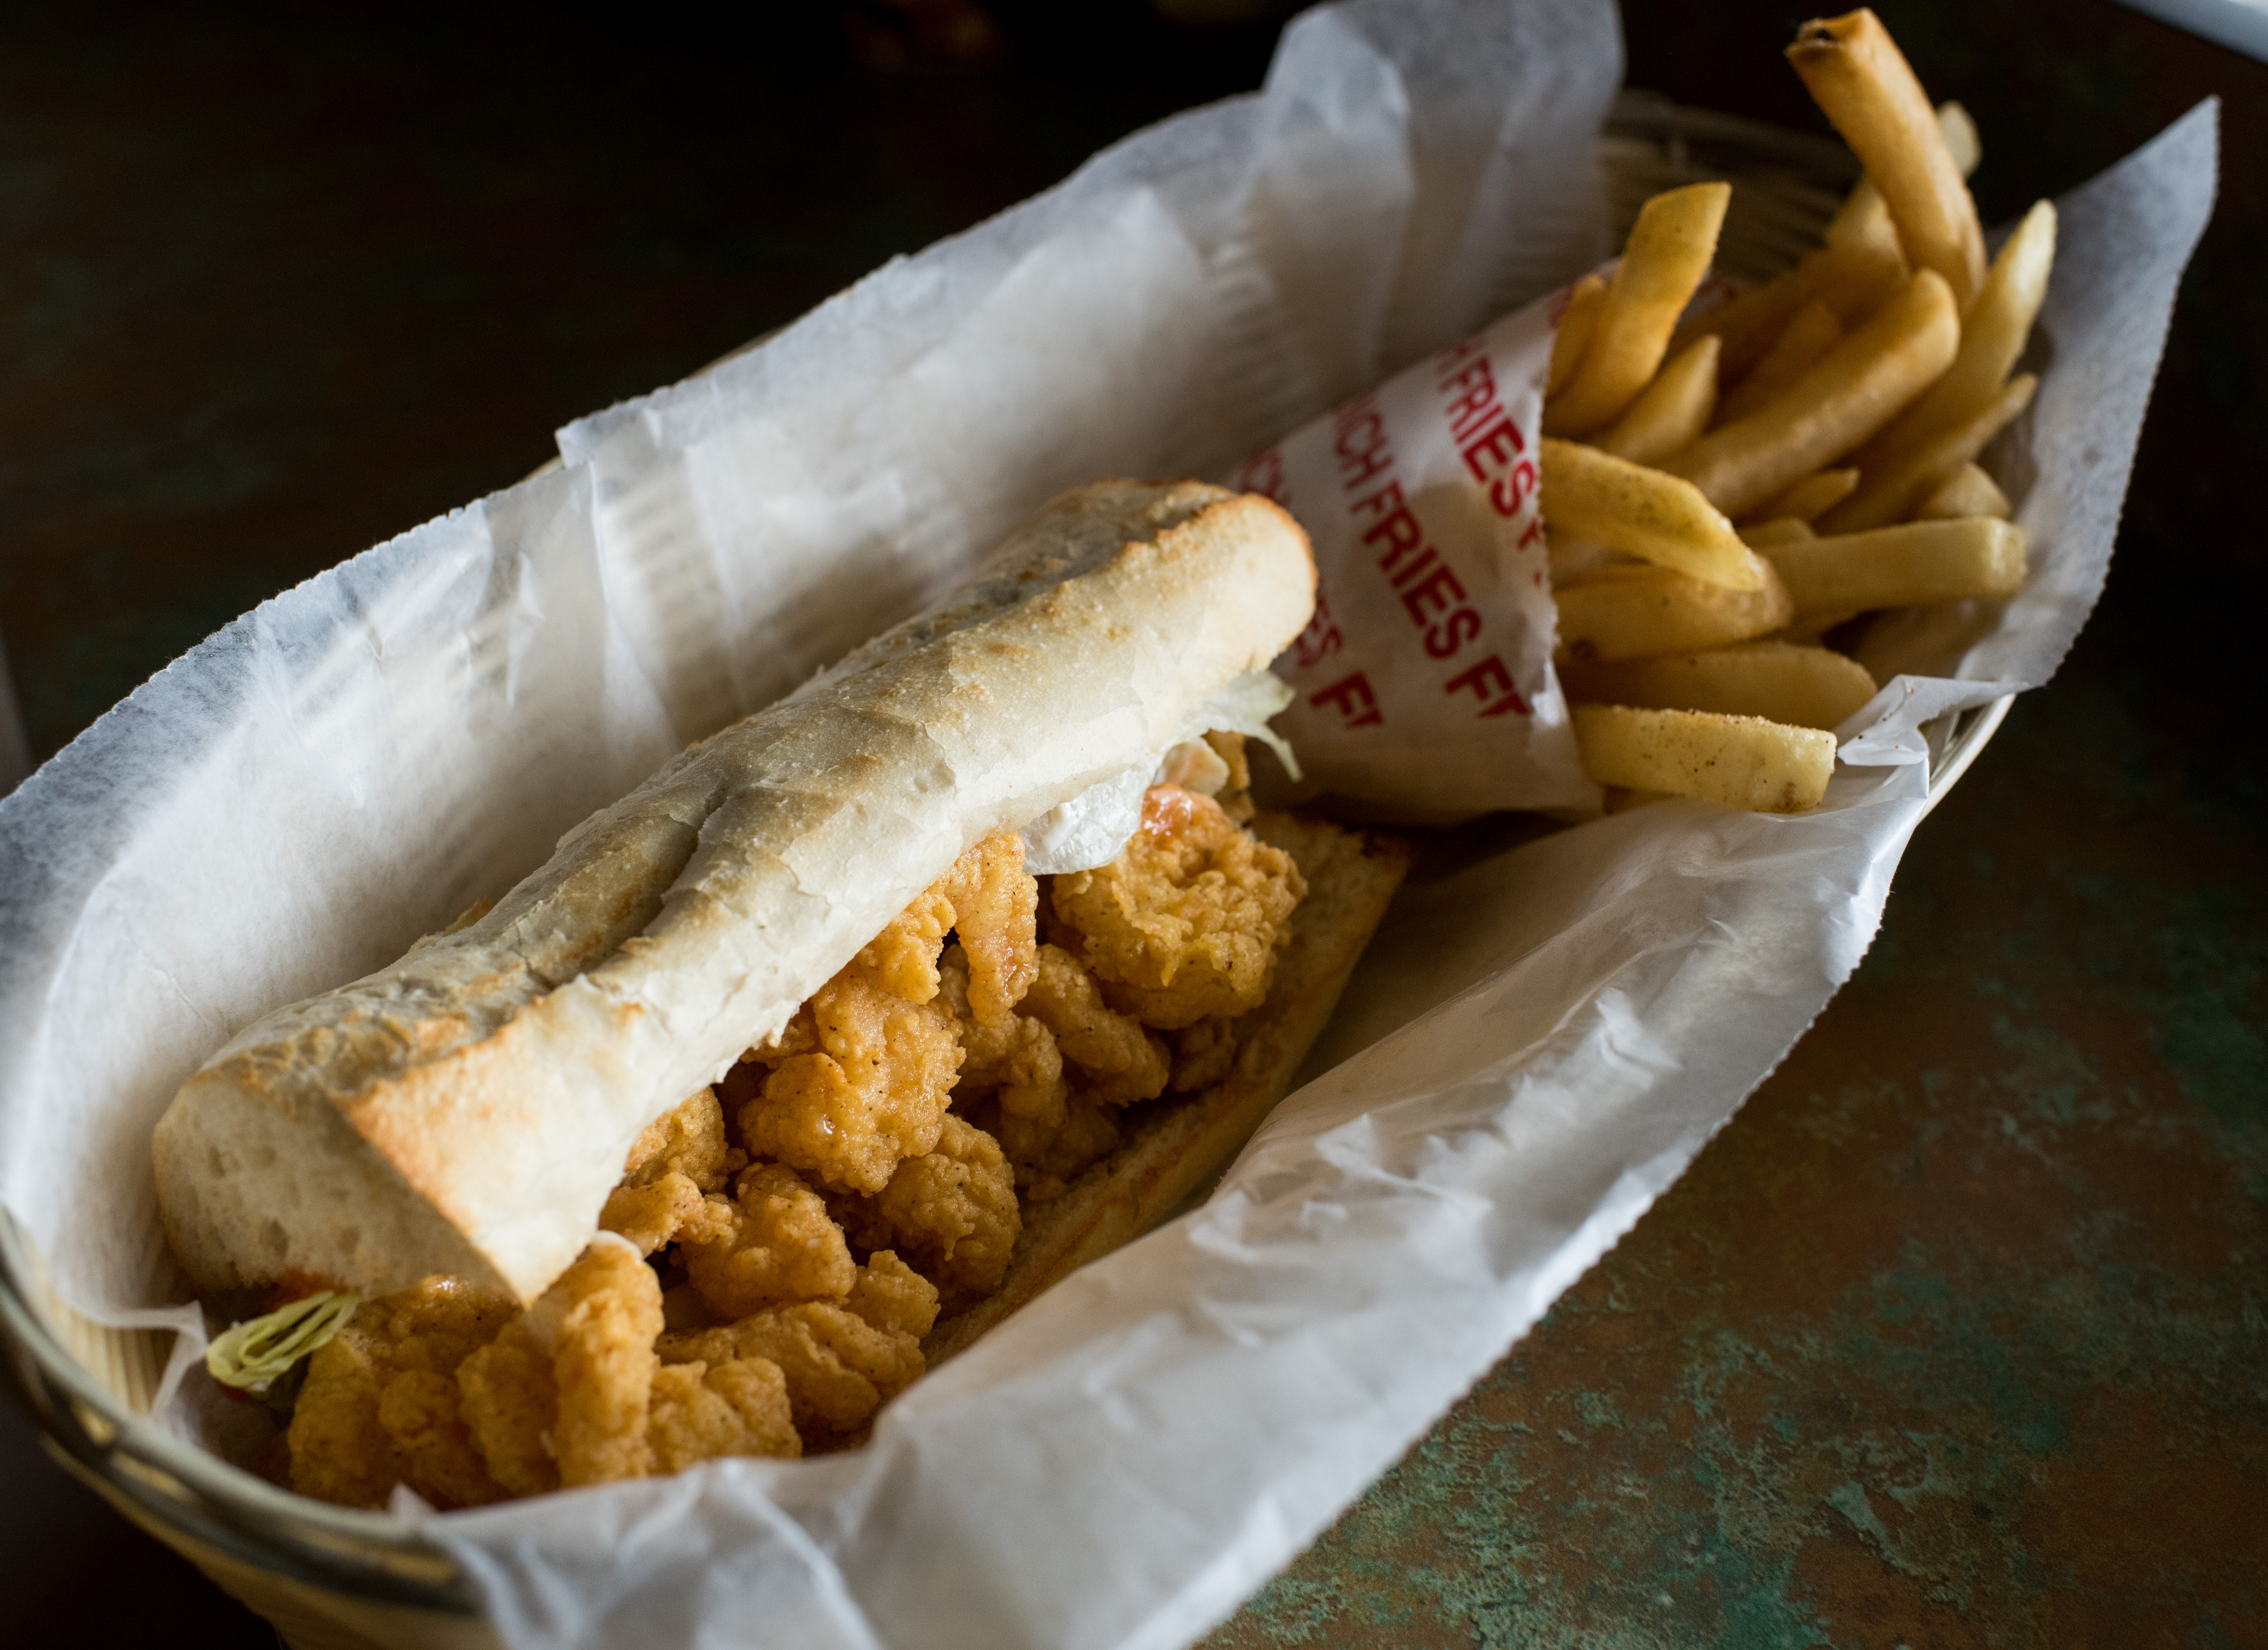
[[156, 478, 1410, 1506]]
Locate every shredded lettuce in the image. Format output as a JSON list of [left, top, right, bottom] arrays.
[[206, 1291, 361, 1393], [1180, 669, 1301, 782], [1017, 670, 1303, 874]]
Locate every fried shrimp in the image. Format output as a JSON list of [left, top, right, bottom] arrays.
[[1020, 944, 1169, 1107], [646, 1359, 801, 1471], [995, 1092, 1121, 1203], [740, 972, 964, 1194], [680, 1163, 857, 1318], [622, 1088, 739, 1193], [842, 833, 1039, 1021], [600, 1171, 713, 1256], [836, 1115, 1020, 1296], [457, 1321, 559, 1498], [1051, 785, 1306, 1029], [286, 1277, 516, 1510], [549, 1238, 666, 1487], [659, 1254, 936, 1443], [941, 945, 1066, 1125]]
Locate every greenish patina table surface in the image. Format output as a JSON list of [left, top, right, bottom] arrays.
[[0, 3, 2258, 1644]]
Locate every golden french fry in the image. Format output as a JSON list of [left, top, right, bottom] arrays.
[[1751, 467, 1860, 524], [1548, 272, 1610, 398], [1547, 182, 1731, 437], [1741, 516, 1817, 548], [1572, 703, 1836, 813], [1819, 373, 2035, 533], [1825, 175, 1898, 256], [1781, 608, 1862, 646], [1555, 561, 1794, 663], [1716, 299, 1843, 425], [1596, 336, 1720, 466], [1938, 100, 1981, 179], [1546, 536, 1631, 586], [1667, 269, 1960, 519], [1541, 438, 1761, 589], [1755, 517, 2029, 613], [1844, 199, 2057, 484], [1915, 462, 2011, 521], [1669, 237, 1905, 385], [1561, 640, 1879, 731], [1789, 10, 1987, 309]]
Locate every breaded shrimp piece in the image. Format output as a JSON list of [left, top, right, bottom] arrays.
[[600, 1170, 717, 1257], [286, 1277, 516, 1509], [622, 1088, 740, 1193], [549, 1237, 665, 1488], [937, 832, 1040, 1025], [378, 1369, 507, 1509], [680, 1163, 856, 1319], [646, 1359, 801, 1472], [457, 1322, 559, 1498], [659, 1272, 926, 1442], [845, 1251, 941, 1341], [940, 946, 1066, 1125], [1020, 944, 1169, 1107], [848, 1115, 1020, 1296], [995, 1091, 1121, 1204], [740, 972, 964, 1194], [1052, 785, 1306, 1029], [1168, 1016, 1239, 1094], [842, 832, 1038, 1021]]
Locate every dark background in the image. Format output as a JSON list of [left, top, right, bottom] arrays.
[[2, 1, 2260, 1644]]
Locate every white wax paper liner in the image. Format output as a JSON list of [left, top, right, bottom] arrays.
[[0, 0, 2216, 1644]]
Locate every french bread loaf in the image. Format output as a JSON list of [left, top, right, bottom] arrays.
[[153, 480, 1316, 1305]]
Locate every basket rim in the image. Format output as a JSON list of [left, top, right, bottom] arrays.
[[0, 91, 2012, 1615]]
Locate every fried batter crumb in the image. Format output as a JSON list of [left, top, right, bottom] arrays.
[[1051, 785, 1305, 1029], [739, 972, 964, 1194], [646, 1358, 801, 1471], [680, 1162, 856, 1318]]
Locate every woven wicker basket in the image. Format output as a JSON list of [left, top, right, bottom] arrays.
[[0, 95, 2011, 1650]]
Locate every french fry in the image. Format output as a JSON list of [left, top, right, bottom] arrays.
[[1555, 561, 1794, 663], [1560, 640, 1879, 731], [1571, 703, 1836, 813], [1755, 517, 2028, 614], [1595, 335, 1720, 466], [1740, 516, 1817, 548], [1937, 100, 1981, 179], [1667, 269, 1960, 519], [1668, 237, 1905, 384], [1788, 10, 1987, 309], [1750, 467, 1859, 524], [1541, 438, 1761, 589], [1548, 272, 1610, 398], [1821, 103, 1974, 254], [1715, 299, 1843, 425], [1547, 182, 1731, 437], [1817, 372, 2035, 533], [1915, 461, 2011, 521], [1840, 200, 2057, 490]]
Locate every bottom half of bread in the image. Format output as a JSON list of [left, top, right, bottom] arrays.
[[924, 812, 1412, 1366]]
